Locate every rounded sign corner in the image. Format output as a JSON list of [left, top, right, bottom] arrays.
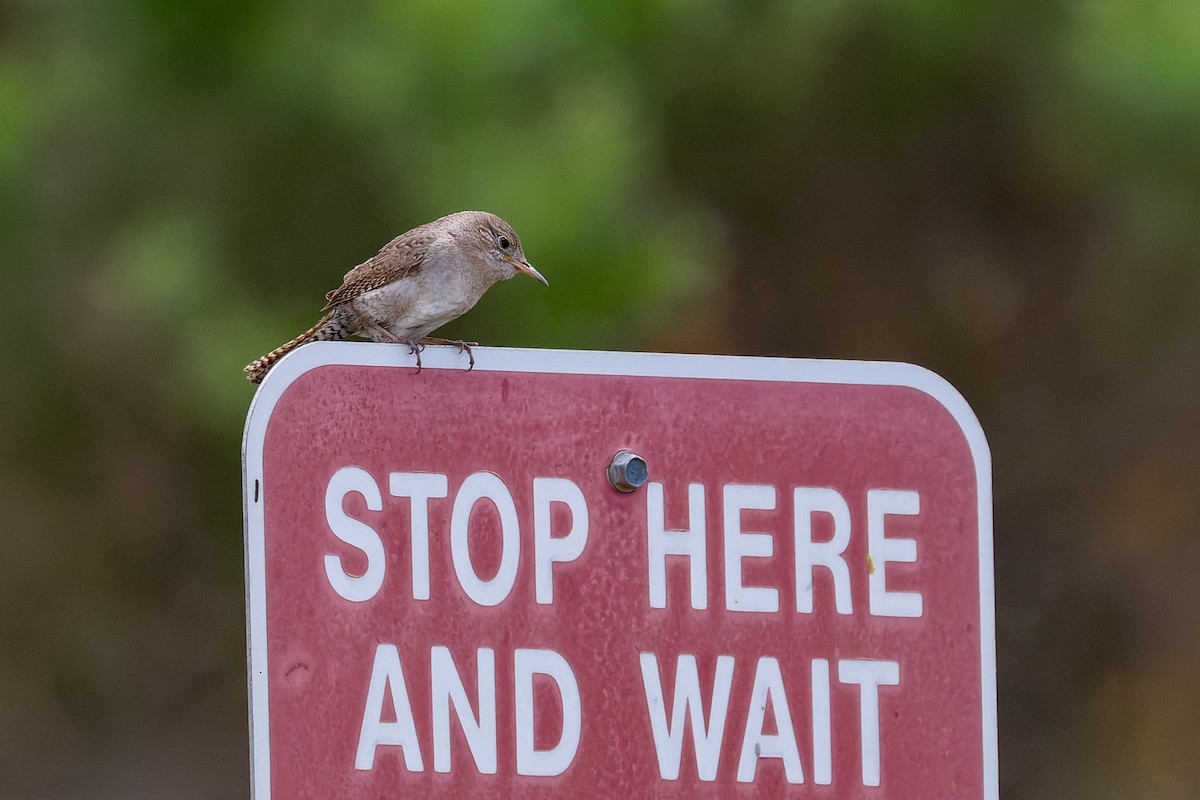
[[242, 342, 352, 457], [889, 360, 992, 480]]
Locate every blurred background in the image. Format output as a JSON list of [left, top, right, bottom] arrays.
[[1, 0, 1198, 797]]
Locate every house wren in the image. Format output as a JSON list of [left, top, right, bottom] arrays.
[[244, 211, 546, 384]]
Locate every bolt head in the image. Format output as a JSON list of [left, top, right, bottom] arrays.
[[607, 450, 648, 493]]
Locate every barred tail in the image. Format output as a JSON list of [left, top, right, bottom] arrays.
[[244, 313, 344, 384]]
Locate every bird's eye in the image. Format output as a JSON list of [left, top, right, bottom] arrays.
[[498, 236, 511, 250]]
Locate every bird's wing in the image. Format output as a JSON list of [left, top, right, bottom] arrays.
[[322, 230, 434, 310]]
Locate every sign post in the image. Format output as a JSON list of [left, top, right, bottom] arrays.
[[242, 343, 996, 798]]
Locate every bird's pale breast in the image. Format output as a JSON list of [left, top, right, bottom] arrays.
[[351, 266, 489, 341]]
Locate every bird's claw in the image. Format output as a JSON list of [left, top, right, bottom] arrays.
[[456, 340, 477, 370], [407, 341, 425, 373], [418, 338, 478, 370]]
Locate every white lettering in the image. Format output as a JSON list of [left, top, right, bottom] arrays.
[[866, 490, 922, 617], [723, 484, 779, 612], [811, 658, 832, 785], [839, 659, 900, 786], [450, 472, 520, 607], [646, 483, 708, 610], [355, 644, 423, 771], [639, 652, 734, 781], [324, 466, 385, 602], [514, 648, 582, 776], [387, 472, 448, 601], [532, 477, 589, 604], [737, 656, 803, 783], [431, 646, 497, 774], [794, 487, 853, 614]]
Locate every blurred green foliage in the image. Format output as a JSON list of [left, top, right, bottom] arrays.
[[1, 1, 1198, 797]]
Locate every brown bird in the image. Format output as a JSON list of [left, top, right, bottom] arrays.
[[244, 211, 547, 383]]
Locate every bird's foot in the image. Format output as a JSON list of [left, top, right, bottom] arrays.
[[419, 337, 478, 370], [407, 340, 426, 373], [359, 322, 424, 372]]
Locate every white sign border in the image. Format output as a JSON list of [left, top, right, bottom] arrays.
[[241, 342, 997, 799]]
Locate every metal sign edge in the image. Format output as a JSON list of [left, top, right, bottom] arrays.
[[240, 342, 997, 800]]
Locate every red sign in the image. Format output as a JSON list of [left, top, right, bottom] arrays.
[[242, 343, 996, 799]]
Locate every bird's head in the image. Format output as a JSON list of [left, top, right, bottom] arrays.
[[474, 213, 548, 286]]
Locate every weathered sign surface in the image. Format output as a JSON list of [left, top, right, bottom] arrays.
[[242, 343, 996, 798]]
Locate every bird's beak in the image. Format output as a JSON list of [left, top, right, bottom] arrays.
[[510, 256, 549, 286]]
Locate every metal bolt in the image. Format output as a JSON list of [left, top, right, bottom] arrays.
[[607, 450, 648, 493]]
